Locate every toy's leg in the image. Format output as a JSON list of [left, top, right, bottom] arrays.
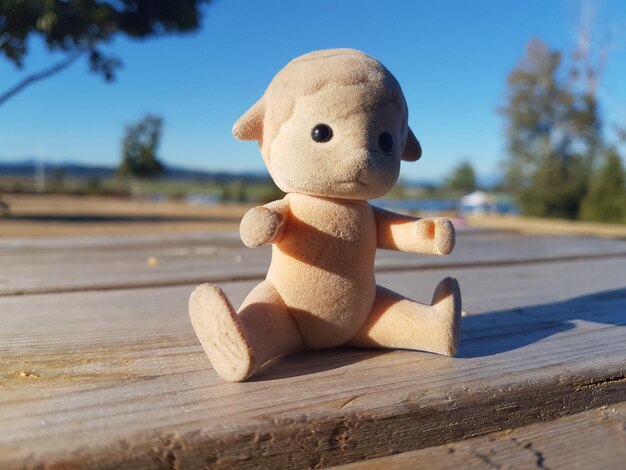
[[347, 277, 461, 356], [189, 281, 303, 382]]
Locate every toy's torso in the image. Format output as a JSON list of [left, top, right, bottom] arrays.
[[267, 193, 377, 348]]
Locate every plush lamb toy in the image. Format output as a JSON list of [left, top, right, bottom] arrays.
[[189, 48, 461, 382]]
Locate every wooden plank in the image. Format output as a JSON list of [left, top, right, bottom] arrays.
[[1, 230, 625, 295], [1, 256, 625, 468], [334, 402, 626, 469]]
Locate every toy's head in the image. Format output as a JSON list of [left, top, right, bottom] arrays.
[[233, 48, 421, 200]]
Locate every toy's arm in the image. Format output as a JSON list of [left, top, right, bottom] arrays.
[[373, 206, 455, 255], [240, 198, 290, 248]]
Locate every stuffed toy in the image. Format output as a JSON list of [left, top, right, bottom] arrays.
[[189, 49, 461, 382]]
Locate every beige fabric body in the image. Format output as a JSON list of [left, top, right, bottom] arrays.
[[267, 193, 377, 348]]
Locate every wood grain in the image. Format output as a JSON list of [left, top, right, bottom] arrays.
[[334, 402, 626, 469], [1, 253, 625, 468], [2, 230, 625, 296]]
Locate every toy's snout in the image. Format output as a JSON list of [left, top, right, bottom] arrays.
[[320, 144, 399, 200], [355, 161, 374, 185], [347, 150, 387, 185]]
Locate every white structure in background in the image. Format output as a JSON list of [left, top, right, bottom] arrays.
[[460, 190, 496, 214]]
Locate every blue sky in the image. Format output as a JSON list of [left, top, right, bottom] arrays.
[[1, 0, 625, 182]]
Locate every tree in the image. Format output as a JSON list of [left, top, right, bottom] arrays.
[[500, 38, 601, 219], [0, 0, 211, 107], [579, 148, 626, 223], [444, 160, 477, 193], [118, 114, 165, 179]]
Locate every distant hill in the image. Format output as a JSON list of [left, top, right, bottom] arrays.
[[0, 159, 272, 183], [0, 159, 501, 189]]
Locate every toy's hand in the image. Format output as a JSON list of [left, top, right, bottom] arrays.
[[240, 206, 286, 248], [416, 217, 455, 255]]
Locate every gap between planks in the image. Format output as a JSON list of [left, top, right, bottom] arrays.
[[3, 250, 626, 297]]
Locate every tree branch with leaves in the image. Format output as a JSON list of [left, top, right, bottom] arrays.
[[499, 38, 602, 219], [0, 0, 211, 107]]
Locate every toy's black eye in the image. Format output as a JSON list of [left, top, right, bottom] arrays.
[[379, 132, 395, 154], [311, 124, 333, 143]]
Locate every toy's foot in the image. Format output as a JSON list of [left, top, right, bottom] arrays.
[[430, 277, 462, 356], [347, 283, 462, 356], [189, 283, 254, 382]]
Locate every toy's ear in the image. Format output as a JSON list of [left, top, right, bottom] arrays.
[[401, 128, 422, 161], [232, 98, 265, 141]]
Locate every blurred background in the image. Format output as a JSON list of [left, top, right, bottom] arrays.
[[1, 0, 625, 237]]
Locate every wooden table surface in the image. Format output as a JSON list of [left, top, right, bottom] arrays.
[[1, 228, 625, 469]]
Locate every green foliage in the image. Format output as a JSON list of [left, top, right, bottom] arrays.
[[233, 181, 247, 203], [218, 181, 252, 203], [218, 182, 231, 202], [0, 0, 210, 78], [579, 148, 626, 223], [444, 160, 477, 193], [518, 153, 591, 219], [256, 181, 285, 204], [0, 0, 210, 105], [117, 114, 165, 179], [86, 176, 102, 194], [500, 38, 601, 219]]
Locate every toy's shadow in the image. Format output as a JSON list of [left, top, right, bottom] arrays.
[[457, 287, 626, 358], [251, 348, 390, 381], [251, 288, 626, 380]]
